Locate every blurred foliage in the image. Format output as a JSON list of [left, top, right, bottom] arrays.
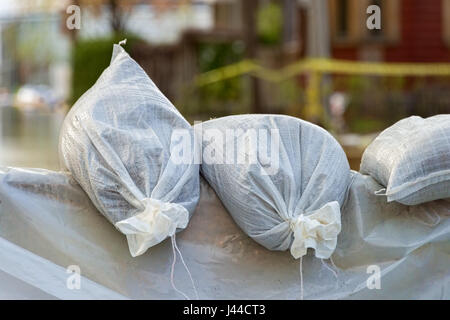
[[277, 79, 303, 108], [257, 2, 282, 46], [71, 34, 142, 104], [185, 41, 246, 116], [75, 0, 194, 34], [182, 66, 449, 127], [17, 20, 56, 66], [333, 75, 450, 133], [347, 118, 386, 134], [269, 79, 304, 115], [343, 75, 406, 132], [197, 42, 245, 72]]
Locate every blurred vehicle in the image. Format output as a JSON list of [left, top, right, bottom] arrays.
[[13, 85, 65, 113], [0, 88, 13, 108]]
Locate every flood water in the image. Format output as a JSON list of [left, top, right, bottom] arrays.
[[0, 107, 64, 170]]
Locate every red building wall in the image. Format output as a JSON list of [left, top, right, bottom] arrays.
[[332, 0, 450, 62]]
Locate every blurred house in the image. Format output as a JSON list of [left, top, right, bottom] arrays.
[[2, 0, 447, 113], [0, 1, 72, 103], [202, 0, 450, 115], [211, 0, 330, 60], [0, 0, 215, 107], [204, 0, 331, 113], [76, 2, 213, 44], [330, 0, 450, 62], [69, 1, 215, 103], [211, 0, 450, 62]]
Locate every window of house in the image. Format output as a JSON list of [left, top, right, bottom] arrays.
[[337, 0, 349, 38], [444, 0, 450, 46], [330, 0, 399, 45]]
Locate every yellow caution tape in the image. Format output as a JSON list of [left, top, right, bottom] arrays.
[[194, 58, 450, 87], [305, 58, 450, 76], [195, 60, 260, 87]]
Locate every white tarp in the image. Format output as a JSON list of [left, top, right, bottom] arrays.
[[0, 236, 126, 300], [0, 166, 448, 299]]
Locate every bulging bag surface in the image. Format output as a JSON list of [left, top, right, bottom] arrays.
[[361, 115, 450, 205], [59, 44, 200, 257], [197, 114, 351, 259]]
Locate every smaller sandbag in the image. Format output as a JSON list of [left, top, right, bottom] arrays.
[[361, 115, 450, 205], [197, 114, 351, 260]]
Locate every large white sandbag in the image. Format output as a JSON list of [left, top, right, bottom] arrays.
[[361, 114, 450, 205], [59, 43, 200, 257], [197, 114, 351, 260]]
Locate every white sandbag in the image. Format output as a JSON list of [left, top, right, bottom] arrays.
[[360, 114, 450, 205], [197, 114, 351, 259], [58, 43, 200, 257]]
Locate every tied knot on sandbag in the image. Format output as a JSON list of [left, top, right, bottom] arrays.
[[115, 198, 189, 257], [288, 201, 342, 300], [288, 201, 342, 260], [115, 198, 198, 300]]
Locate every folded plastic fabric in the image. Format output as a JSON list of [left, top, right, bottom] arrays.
[[0, 167, 448, 299], [0, 236, 126, 299]]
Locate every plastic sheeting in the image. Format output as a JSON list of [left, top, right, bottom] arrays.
[[0, 236, 126, 299], [0, 166, 448, 299]]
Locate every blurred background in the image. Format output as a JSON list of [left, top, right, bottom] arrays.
[[0, 0, 449, 170]]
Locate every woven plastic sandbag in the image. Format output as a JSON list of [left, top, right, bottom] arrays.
[[59, 43, 200, 257], [197, 114, 351, 259], [360, 114, 450, 205]]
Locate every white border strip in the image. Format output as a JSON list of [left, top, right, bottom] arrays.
[[0, 237, 127, 300]]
